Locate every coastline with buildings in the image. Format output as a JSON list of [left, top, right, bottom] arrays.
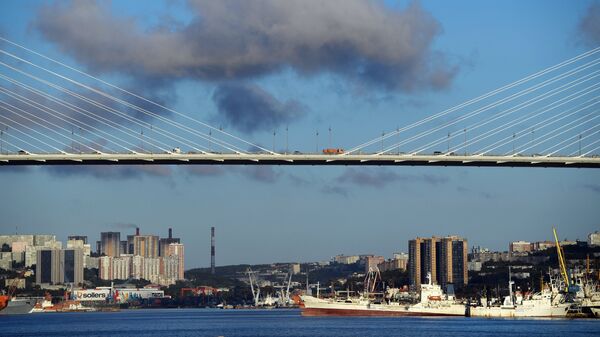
[[0, 228, 599, 317]]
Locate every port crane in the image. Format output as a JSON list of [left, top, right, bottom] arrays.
[[0, 269, 26, 310], [553, 227, 570, 288], [246, 268, 261, 307], [272, 272, 293, 306]]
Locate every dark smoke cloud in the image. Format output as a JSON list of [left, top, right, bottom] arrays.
[[337, 168, 449, 187], [34, 0, 457, 92], [579, 2, 600, 47], [212, 83, 305, 133]]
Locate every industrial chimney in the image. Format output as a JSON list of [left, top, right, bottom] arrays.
[[136, 227, 140, 236], [168, 228, 172, 239], [211, 227, 215, 275]]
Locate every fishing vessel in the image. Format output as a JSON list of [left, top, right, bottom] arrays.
[[470, 228, 577, 318], [300, 271, 467, 317], [569, 268, 600, 317], [469, 272, 571, 318]]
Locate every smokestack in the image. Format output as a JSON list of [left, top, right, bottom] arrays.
[[136, 227, 140, 236], [168, 228, 172, 239], [211, 227, 215, 275]]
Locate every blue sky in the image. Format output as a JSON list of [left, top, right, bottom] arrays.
[[0, 0, 599, 267]]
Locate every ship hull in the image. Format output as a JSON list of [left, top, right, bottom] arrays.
[[302, 307, 463, 317], [300, 296, 465, 317], [470, 304, 570, 318], [0, 298, 36, 315]]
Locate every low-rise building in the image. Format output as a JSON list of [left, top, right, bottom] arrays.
[[365, 255, 385, 273], [509, 241, 531, 255], [378, 253, 408, 272], [333, 255, 360, 264], [531, 241, 555, 251], [4, 278, 26, 289], [589, 231, 600, 246]]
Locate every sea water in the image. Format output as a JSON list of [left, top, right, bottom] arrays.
[[2, 309, 598, 337]]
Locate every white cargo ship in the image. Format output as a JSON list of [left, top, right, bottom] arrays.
[[469, 283, 571, 318], [300, 272, 467, 317]]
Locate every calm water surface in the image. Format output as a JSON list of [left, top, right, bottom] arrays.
[[2, 309, 598, 337]]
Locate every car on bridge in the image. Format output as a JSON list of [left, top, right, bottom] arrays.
[[323, 148, 344, 154]]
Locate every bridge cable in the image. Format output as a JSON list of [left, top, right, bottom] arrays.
[[0, 47, 266, 155], [536, 119, 600, 155], [454, 87, 600, 156], [0, 109, 66, 153], [549, 128, 600, 156], [408, 71, 600, 155], [0, 82, 151, 153], [575, 137, 600, 156], [344, 47, 600, 155], [478, 97, 600, 155], [0, 97, 99, 153], [512, 113, 599, 155], [0, 37, 275, 155], [0, 74, 174, 153], [446, 82, 600, 155], [0, 120, 48, 153], [380, 59, 600, 155], [0, 64, 213, 153]]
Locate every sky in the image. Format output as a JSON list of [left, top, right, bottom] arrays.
[[0, 0, 599, 268]]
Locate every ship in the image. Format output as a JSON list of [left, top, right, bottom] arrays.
[[469, 272, 571, 318], [300, 271, 467, 317], [0, 297, 37, 315], [0, 272, 36, 315], [470, 228, 584, 318], [567, 266, 600, 318], [31, 299, 96, 313]]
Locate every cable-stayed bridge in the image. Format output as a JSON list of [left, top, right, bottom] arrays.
[[0, 37, 599, 168]]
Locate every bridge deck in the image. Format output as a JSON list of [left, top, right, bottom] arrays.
[[0, 153, 599, 168]]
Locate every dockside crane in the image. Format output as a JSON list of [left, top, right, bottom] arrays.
[[246, 268, 261, 306], [0, 269, 26, 310], [553, 227, 570, 288]]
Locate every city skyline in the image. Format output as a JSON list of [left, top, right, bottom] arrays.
[[2, 227, 597, 269], [0, 1, 599, 267]]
